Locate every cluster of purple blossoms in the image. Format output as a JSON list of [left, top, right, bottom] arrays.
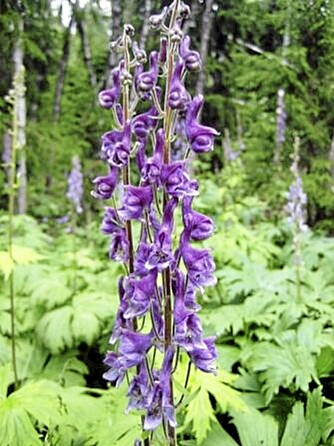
[[67, 156, 83, 214], [94, 1, 219, 442]]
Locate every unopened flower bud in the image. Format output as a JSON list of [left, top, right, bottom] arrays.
[[132, 41, 147, 63], [121, 70, 133, 86], [180, 2, 191, 18], [124, 24, 135, 37], [158, 37, 168, 65], [170, 23, 183, 43], [109, 36, 124, 53]]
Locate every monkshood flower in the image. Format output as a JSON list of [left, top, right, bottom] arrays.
[[161, 161, 198, 197], [101, 123, 131, 167], [180, 35, 201, 71], [168, 59, 189, 110], [98, 61, 123, 108], [91, 167, 118, 200], [67, 156, 83, 214], [95, 4, 219, 443], [118, 185, 153, 220], [186, 95, 220, 153], [135, 51, 159, 99]]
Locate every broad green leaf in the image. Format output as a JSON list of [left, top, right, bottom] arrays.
[[0, 406, 42, 446], [0, 363, 10, 400], [232, 408, 279, 446], [201, 422, 239, 446], [0, 251, 14, 280], [36, 306, 74, 353]]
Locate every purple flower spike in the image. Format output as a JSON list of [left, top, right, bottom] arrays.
[[180, 36, 202, 72], [109, 228, 129, 263], [185, 95, 220, 153], [135, 51, 159, 99], [168, 59, 189, 110], [181, 235, 216, 289], [92, 167, 118, 200], [98, 62, 123, 108], [141, 128, 165, 185], [161, 162, 199, 198], [102, 123, 131, 168], [119, 329, 153, 367], [189, 337, 217, 374], [124, 269, 158, 318], [183, 196, 215, 240], [119, 185, 153, 221]]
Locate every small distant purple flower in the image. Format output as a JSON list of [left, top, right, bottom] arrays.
[[101, 124, 131, 167], [92, 167, 118, 200], [168, 59, 189, 110], [119, 185, 153, 221], [67, 156, 84, 214], [185, 95, 219, 153]]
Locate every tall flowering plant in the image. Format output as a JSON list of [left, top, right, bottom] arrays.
[[93, 1, 219, 444]]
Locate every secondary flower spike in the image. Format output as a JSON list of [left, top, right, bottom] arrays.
[[94, 3, 219, 442]]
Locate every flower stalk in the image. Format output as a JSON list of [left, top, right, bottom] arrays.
[[94, 2, 219, 444]]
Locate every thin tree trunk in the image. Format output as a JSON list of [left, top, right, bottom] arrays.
[[13, 18, 27, 214], [74, 6, 97, 88], [139, 0, 151, 49], [53, 14, 74, 121], [105, 0, 122, 88], [329, 133, 334, 192], [195, 0, 214, 97]]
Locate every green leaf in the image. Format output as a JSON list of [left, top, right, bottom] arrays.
[[36, 306, 74, 353], [201, 423, 239, 446], [232, 408, 279, 446], [0, 251, 14, 280], [281, 388, 331, 446]]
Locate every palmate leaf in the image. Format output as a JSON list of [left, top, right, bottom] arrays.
[[183, 369, 247, 443], [201, 422, 239, 446], [232, 407, 279, 446], [0, 376, 60, 446], [281, 388, 332, 446]]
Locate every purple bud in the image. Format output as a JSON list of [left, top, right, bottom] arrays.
[[149, 6, 168, 29], [158, 37, 168, 64], [132, 98, 160, 140], [99, 61, 123, 108], [141, 128, 164, 185], [135, 51, 159, 99], [185, 95, 220, 153]]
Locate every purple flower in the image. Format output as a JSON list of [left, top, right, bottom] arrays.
[[109, 278, 130, 344], [185, 95, 219, 153], [146, 198, 178, 271], [144, 346, 176, 430], [149, 6, 168, 29], [92, 167, 118, 200], [124, 269, 158, 318], [119, 329, 153, 367], [67, 156, 83, 214], [109, 228, 129, 262], [168, 59, 189, 110], [101, 207, 123, 235], [181, 235, 216, 289], [103, 351, 126, 386], [132, 100, 159, 141], [135, 51, 159, 99], [119, 185, 153, 221], [101, 123, 131, 168], [98, 62, 123, 108], [180, 36, 201, 72], [141, 128, 164, 185], [158, 37, 167, 64], [127, 362, 150, 412], [189, 337, 217, 374], [182, 197, 214, 240], [161, 162, 198, 198]]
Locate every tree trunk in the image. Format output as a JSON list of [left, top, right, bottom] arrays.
[[74, 6, 97, 89], [329, 133, 334, 192], [53, 14, 74, 121], [13, 18, 27, 214], [195, 0, 214, 97], [139, 0, 151, 50]]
